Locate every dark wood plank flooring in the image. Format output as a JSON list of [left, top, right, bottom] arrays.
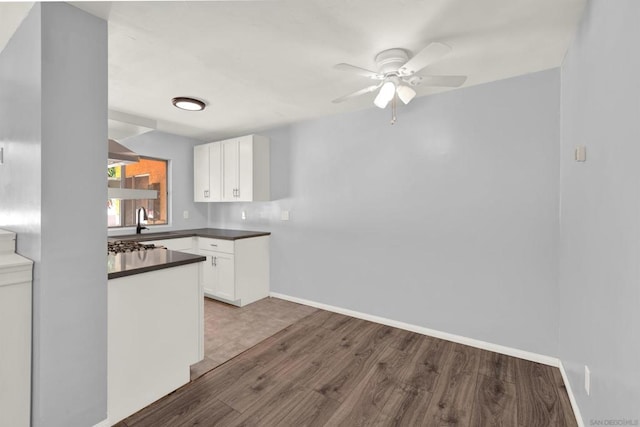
[[119, 310, 577, 427]]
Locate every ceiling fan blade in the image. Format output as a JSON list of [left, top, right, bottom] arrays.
[[334, 63, 383, 80], [332, 83, 383, 104], [398, 42, 452, 76], [417, 75, 467, 87]]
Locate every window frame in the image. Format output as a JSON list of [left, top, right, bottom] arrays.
[[108, 156, 170, 229]]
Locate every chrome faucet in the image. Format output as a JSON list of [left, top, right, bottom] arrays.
[[136, 207, 148, 234]]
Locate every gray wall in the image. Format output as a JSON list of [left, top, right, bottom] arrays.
[[210, 68, 561, 356], [559, 0, 640, 422], [108, 130, 209, 236], [0, 0, 42, 272], [0, 4, 108, 426]]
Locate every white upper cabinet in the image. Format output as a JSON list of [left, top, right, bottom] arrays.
[[194, 134, 269, 202], [193, 144, 209, 202], [194, 143, 222, 202], [221, 139, 240, 201]]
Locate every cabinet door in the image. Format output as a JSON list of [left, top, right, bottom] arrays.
[[200, 251, 216, 296], [208, 142, 222, 201], [237, 137, 253, 201], [200, 250, 235, 301], [194, 144, 210, 202], [211, 252, 235, 300], [221, 139, 239, 201]]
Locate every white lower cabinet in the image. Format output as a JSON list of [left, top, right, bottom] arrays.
[[200, 249, 235, 300], [0, 230, 33, 427], [143, 235, 269, 307], [198, 236, 269, 307]]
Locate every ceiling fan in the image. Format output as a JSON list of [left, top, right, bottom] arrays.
[[332, 42, 467, 123]]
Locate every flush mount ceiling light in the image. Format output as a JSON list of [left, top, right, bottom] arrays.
[[332, 43, 467, 124], [171, 97, 206, 111]]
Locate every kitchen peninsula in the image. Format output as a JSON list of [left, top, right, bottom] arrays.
[[106, 228, 270, 425], [107, 244, 205, 425]]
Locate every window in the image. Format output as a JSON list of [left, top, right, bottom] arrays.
[[108, 157, 168, 228]]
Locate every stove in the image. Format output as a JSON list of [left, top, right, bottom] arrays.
[[108, 241, 163, 254]]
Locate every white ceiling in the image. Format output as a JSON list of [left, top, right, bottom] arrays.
[[2, 0, 585, 141], [0, 2, 34, 53]]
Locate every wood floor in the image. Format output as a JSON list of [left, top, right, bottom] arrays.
[[191, 297, 317, 380], [121, 308, 577, 427]]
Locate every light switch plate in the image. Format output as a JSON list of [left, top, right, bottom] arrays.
[[281, 210, 290, 221], [584, 365, 590, 395], [575, 145, 587, 162], [241, 211, 247, 220], [183, 210, 189, 219]]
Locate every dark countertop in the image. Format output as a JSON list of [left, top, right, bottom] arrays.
[[109, 228, 270, 242], [108, 249, 206, 280]]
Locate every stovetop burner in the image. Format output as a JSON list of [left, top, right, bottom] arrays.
[[108, 241, 161, 254]]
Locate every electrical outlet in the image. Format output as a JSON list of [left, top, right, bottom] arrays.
[[183, 210, 189, 219], [280, 210, 290, 221], [575, 145, 587, 162], [584, 365, 590, 396]]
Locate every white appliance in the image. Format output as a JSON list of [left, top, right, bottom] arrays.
[[0, 229, 33, 427]]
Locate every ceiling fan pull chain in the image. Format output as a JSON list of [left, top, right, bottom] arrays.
[[390, 95, 397, 125]]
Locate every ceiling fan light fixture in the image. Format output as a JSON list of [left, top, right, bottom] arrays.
[[332, 42, 466, 123], [373, 81, 396, 109], [396, 85, 416, 105], [172, 97, 206, 111]]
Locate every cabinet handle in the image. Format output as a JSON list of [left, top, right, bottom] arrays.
[[209, 244, 217, 247], [213, 256, 217, 267], [204, 190, 209, 198]]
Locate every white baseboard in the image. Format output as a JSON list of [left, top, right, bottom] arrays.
[[270, 292, 559, 367], [93, 419, 110, 427], [558, 360, 585, 427]]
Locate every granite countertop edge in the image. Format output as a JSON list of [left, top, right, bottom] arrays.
[[108, 250, 206, 280], [109, 227, 271, 242]]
